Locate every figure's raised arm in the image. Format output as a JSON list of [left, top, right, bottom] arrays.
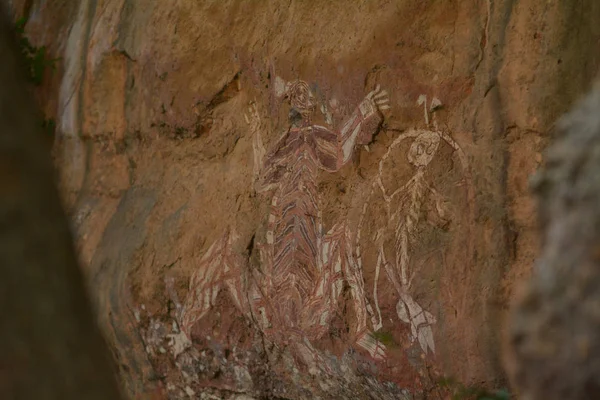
[[339, 85, 389, 162], [314, 86, 389, 172], [244, 102, 289, 194], [244, 102, 265, 181]]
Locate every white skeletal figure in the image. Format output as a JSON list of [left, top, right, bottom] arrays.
[[379, 128, 441, 355], [357, 95, 468, 355]]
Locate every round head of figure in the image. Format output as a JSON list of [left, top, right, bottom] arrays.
[[286, 80, 316, 118], [408, 130, 441, 167]]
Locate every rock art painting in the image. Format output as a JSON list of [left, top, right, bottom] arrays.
[[22, 0, 598, 396], [140, 76, 473, 398], [357, 95, 471, 357], [176, 80, 391, 371]]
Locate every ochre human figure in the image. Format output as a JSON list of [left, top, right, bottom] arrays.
[[179, 79, 390, 369]]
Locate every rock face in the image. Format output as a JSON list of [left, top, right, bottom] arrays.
[[507, 82, 600, 400], [9, 0, 600, 398]]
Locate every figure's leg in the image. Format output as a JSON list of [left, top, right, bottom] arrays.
[[298, 233, 339, 340], [388, 218, 437, 354], [395, 221, 411, 287], [245, 241, 274, 332], [179, 228, 249, 337], [377, 237, 409, 324], [384, 227, 437, 354], [321, 222, 386, 360], [366, 236, 384, 332]]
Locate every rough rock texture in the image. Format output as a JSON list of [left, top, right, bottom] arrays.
[[507, 82, 600, 400], [8, 0, 600, 399], [0, 6, 123, 398]]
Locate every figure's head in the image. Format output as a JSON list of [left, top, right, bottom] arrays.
[[408, 130, 441, 167], [287, 80, 316, 118]]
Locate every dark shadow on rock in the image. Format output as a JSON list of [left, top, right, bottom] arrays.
[[90, 187, 157, 397]]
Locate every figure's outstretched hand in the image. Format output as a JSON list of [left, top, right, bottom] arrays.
[[244, 101, 266, 182], [366, 84, 390, 112]]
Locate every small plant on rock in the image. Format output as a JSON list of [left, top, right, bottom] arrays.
[[14, 16, 58, 86], [438, 376, 511, 400], [14, 16, 59, 136]]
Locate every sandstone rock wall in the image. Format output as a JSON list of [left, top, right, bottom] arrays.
[[10, 0, 600, 398]]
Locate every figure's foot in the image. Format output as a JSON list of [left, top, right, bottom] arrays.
[[294, 338, 334, 376], [356, 331, 387, 360], [166, 330, 192, 358], [397, 295, 437, 354], [416, 323, 435, 355]]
